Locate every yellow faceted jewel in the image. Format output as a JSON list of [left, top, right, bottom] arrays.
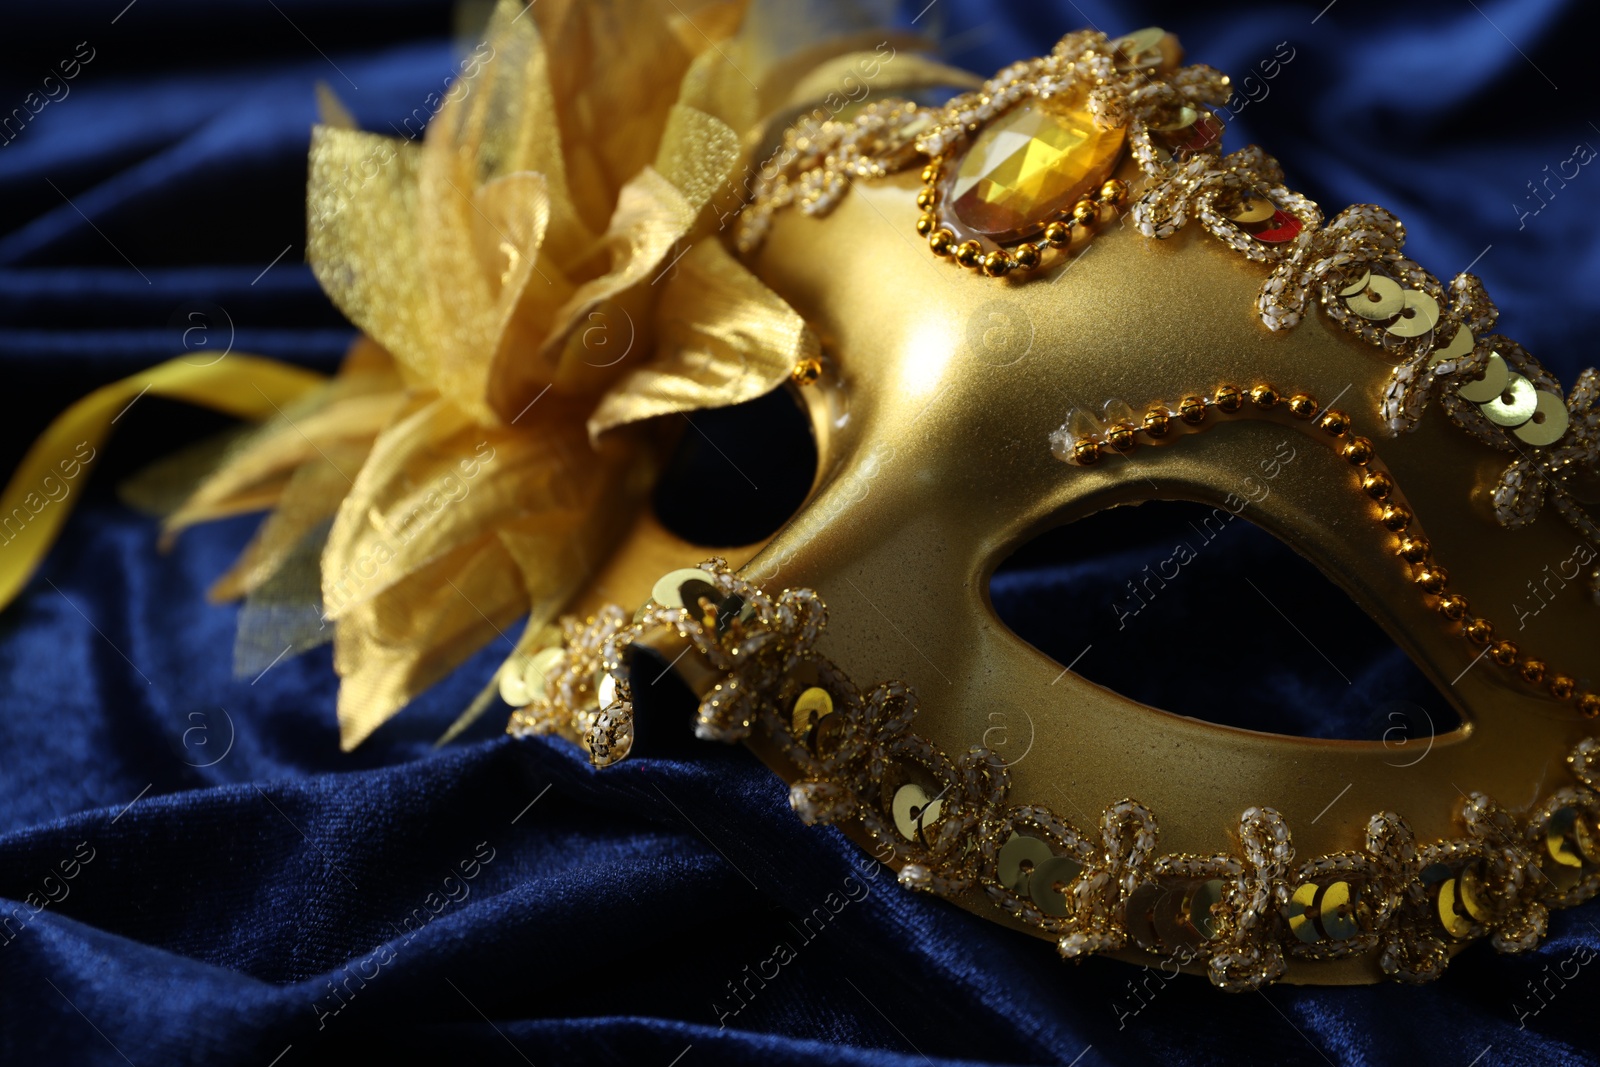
[[949, 92, 1127, 241]]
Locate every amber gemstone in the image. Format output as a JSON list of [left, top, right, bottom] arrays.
[[949, 93, 1127, 241]]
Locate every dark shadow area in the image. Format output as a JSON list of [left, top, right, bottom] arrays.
[[651, 386, 818, 548]]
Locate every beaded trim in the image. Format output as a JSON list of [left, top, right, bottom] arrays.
[[733, 28, 1600, 593], [507, 558, 1600, 989]]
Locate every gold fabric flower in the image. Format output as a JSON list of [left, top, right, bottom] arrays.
[[165, 0, 976, 748]]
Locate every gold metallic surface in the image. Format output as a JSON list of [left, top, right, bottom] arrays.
[[1458, 861, 1490, 920], [1319, 881, 1364, 940], [739, 158, 1600, 984], [1109, 26, 1168, 68], [1548, 808, 1585, 868], [499, 658, 534, 707], [1338, 270, 1371, 297], [1429, 324, 1477, 367], [521, 647, 565, 701]]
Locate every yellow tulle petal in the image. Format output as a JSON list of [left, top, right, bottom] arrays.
[[163, 390, 408, 541], [540, 166, 700, 395], [662, 0, 749, 55], [322, 396, 646, 746], [207, 437, 375, 603], [587, 239, 815, 436], [333, 535, 528, 750], [532, 0, 695, 235]]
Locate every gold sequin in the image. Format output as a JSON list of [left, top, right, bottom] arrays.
[[1385, 290, 1441, 338], [1029, 855, 1083, 917], [997, 832, 1053, 894], [1287, 882, 1321, 943], [1124, 882, 1166, 949], [499, 656, 533, 707], [1338, 270, 1372, 297], [651, 567, 719, 612], [1427, 325, 1476, 366], [1481, 374, 1538, 426], [1457, 861, 1491, 921], [1286, 880, 1366, 942], [1149, 878, 1224, 948], [1110, 26, 1169, 70], [1546, 806, 1597, 869], [521, 647, 564, 701], [1514, 389, 1570, 446], [1318, 880, 1365, 940], [500, 645, 565, 707], [1227, 196, 1277, 225], [1436, 876, 1474, 939], [1348, 275, 1405, 320], [1455, 351, 1509, 404], [1187, 879, 1224, 940], [791, 685, 834, 737], [892, 782, 943, 841]]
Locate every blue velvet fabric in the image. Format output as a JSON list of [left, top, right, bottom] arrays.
[[3, 1, 1598, 1064]]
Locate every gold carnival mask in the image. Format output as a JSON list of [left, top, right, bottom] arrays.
[[504, 27, 1600, 988], [5, 9, 1598, 991]]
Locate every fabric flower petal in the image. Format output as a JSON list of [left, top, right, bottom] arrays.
[[587, 239, 816, 436]]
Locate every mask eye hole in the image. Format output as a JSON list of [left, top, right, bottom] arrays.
[[651, 387, 817, 548], [989, 501, 1462, 741]]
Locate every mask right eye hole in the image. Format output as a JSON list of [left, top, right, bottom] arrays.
[[989, 500, 1462, 742]]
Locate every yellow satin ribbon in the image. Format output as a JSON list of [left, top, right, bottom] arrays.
[[0, 355, 326, 612]]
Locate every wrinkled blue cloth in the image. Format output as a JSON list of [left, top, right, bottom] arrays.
[[2, 2, 1598, 1064]]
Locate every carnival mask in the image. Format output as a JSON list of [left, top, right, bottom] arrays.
[[505, 27, 1600, 988]]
